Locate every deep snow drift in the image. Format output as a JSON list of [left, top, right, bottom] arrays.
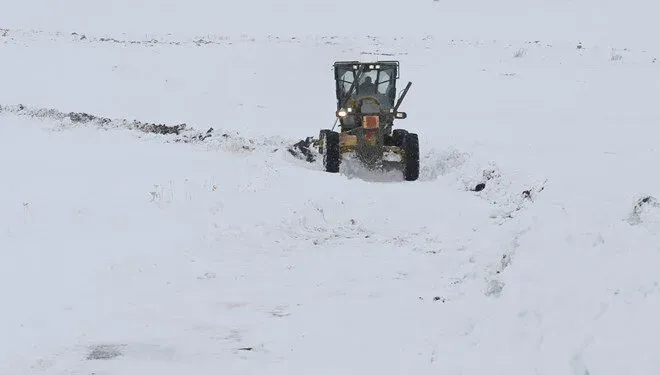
[[3, 1, 660, 374]]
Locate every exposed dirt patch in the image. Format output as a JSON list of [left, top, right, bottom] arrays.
[[86, 344, 126, 360]]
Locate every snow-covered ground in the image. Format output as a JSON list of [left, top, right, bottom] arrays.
[[3, 1, 660, 374]]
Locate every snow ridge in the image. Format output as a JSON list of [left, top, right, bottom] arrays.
[[0, 103, 291, 154]]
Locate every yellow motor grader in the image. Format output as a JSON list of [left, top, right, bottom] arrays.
[[317, 61, 419, 181]]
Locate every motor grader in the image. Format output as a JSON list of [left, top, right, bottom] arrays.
[[317, 61, 419, 181]]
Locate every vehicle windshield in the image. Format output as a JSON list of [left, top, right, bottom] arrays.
[[336, 65, 396, 108]]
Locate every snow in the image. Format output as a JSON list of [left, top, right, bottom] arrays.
[[2, 1, 660, 374]]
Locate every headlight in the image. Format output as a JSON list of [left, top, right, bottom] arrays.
[[395, 112, 407, 119], [336, 109, 348, 117]]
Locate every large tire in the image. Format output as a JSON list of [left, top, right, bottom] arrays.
[[392, 129, 408, 148], [318, 129, 330, 153], [323, 130, 341, 173], [403, 133, 419, 181]]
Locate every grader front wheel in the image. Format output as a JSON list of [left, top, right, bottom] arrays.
[[320, 130, 340, 173], [403, 133, 419, 181]]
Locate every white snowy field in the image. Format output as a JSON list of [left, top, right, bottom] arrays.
[[3, 1, 660, 374]]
